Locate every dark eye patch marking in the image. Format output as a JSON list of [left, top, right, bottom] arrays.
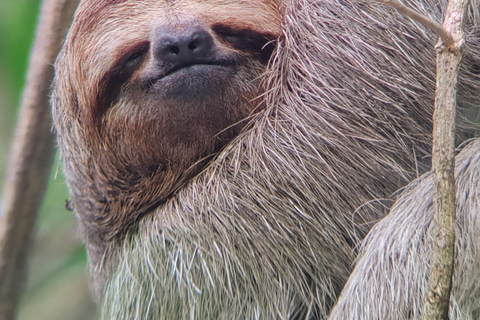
[[212, 24, 277, 63], [94, 41, 150, 120]]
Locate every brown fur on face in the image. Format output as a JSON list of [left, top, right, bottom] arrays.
[[52, 0, 281, 281]]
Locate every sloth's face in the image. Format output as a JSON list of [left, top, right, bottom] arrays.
[[61, 0, 281, 172]]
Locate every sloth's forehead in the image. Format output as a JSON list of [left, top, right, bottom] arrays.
[[73, 0, 282, 37]]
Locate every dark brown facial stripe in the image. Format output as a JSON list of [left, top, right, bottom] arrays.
[[95, 41, 151, 120], [212, 24, 277, 62]]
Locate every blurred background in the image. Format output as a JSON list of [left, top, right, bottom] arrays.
[[0, 1, 99, 319]]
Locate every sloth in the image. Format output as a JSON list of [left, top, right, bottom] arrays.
[[51, 0, 480, 319]]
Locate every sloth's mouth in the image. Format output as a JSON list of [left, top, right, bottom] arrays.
[[147, 60, 237, 100], [154, 60, 236, 85], [161, 61, 235, 80]]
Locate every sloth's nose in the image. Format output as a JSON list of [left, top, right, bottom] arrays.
[[154, 26, 215, 68]]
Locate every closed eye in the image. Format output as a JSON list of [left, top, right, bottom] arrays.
[[223, 34, 243, 44], [123, 41, 150, 69], [127, 52, 144, 63]]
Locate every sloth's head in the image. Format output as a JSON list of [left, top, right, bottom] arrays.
[[52, 0, 281, 245], [59, 0, 281, 173]]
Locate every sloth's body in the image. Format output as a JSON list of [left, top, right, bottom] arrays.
[[52, 0, 480, 319]]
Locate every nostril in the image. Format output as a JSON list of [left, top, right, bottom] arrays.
[[188, 41, 198, 51], [169, 46, 180, 55]]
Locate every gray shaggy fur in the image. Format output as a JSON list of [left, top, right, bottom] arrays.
[[329, 138, 480, 320], [52, 0, 480, 319]]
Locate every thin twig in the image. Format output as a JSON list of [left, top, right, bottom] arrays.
[[421, 0, 468, 317], [377, 0, 454, 47]]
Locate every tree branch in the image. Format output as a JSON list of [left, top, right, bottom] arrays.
[[375, 0, 468, 318], [0, 0, 78, 319], [421, 0, 468, 318]]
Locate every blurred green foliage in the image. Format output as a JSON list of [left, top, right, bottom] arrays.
[[0, 1, 40, 109], [0, 1, 98, 319]]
